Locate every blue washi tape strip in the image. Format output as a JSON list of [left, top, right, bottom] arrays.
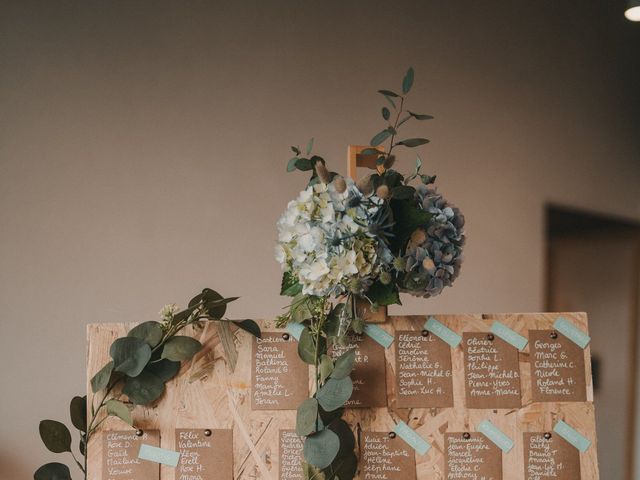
[[554, 420, 591, 453], [393, 421, 431, 456], [425, 316, 462, 348], [477, 420, 514, 453], [490, 321, 528, 351], [363, 323, 394, 348], [554, 317, 591, 349], [138, 444, 180, 467], [286, 323, 305, 341]]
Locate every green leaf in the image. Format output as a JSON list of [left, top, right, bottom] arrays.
[[331, 349, 355, 380], [105, 399, 132, 426], [295, 158, 313, 171], [128, 321, 163, 348], [327, 418, 356, 459], [389, 198, 432, 253], [303, 429, 340, 469], [397, 138, 429, 147], [39, 420, 72, 453], [324, 451, 357, 480], [287, 157, 299, 172], [291, 145, 301, 155], [316, 377, 353, 411], [281, 271, 303, 297], [298, 327, 326, 365], [391, 185, 416, 200], [69, 396, 87, 432], [319, 354, 334, 384], [233, 319, 261, 338], [110, 337, 152, 377], [381, 107, 390, 120], [204, 294, 239, 319], [34, 463, 72, 480], [296, 398, 319, 436], [408, 111, 434, 120], [378, 89, 399, 98], [360, 147, 383, 156], [122, 371, 165, 405], [145, 358, 181, 382], [161, 336, 202, 361], [306, 138, 314, 156], [402, 67, 414, 94], [291, 294, 314, 323], [91, 361, 114, 393], [367, 280, 401, 306], [370, 129, 392, 147]]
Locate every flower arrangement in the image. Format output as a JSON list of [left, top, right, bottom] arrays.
[[35, 289, 260, 480], [276, 67, 465, 479]]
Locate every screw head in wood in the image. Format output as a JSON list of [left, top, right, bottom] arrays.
[[550, 331, 558, 339], [421, 329, 430, 337], [487, 333, 495, 341], [135, 429, 144, 437], [204, 429, 212, 437], [463, 432, 471, 440], [388, 432, 396, 439], [282, 333, 290, 341], [544, 432, 552, 440]]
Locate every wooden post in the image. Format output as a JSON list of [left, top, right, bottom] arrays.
[[348, 145, 388, 323]]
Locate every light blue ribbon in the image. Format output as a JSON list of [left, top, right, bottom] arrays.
[[491, 321, 528, 351], [554, 317, 591, 349], [138, 444, 180, 467], [393, 421, 431, 455], [424, 316, 462, 348], [477, 420, 514, 452]]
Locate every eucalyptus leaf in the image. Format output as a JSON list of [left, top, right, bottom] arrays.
[[128, 321, 163, 348], [306, 138, 314, 155], [303, 429, 340, 469], [378, 89, 399, 98], [296, 398, 319, 436], [323, 451, 357, 480], [145, 358, 181, 382], [402, 67, 414, 94], [106, 398, 132, 426], [298, 327, 323, 365], [291, 145, 301, 155], [204, 296, 239, 319], [79, 436, 86, 456], [328, 419, 356, 458], [319, 354, 334, 384], [90, 361, 114, 393], [34, 462, 72, 480], [69, 396, 87, 432], [295, 158, 313, 171], [122, 371, 165, 405], [370, 129, 392, 147], [39, 420, 72, 453], [316, 377, 353, 412], [109, 337, 152, 377], [381, 107, 390, 120], [233, 319, 261, 338], [287, 157, 299, 172], [359, 147, 383, 156], [161, 336, 202, 361], [408, 111, 434, 120], [331, 349, 355, 380], [397, 138, 429, 147]]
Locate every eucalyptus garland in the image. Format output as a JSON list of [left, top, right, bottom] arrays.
[[35, 288, 260, 480], [276, 68, 465, 479]]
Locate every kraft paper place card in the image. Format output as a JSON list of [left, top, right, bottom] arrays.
[[252, 332, 309, 410], [463, 332, 522, 409], [175, 429, 232, 480], [279, 430, 304, 480], [330, 333, 387, 408], [445, 432, 502, 480], [529, 330, 587, 402], [395, 330, 453, 408], [102, 430, 160, 480], [524, 432, 581, 479], [361, 432, 417, 480]]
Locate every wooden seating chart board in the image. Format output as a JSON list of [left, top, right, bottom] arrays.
[[86, 313, 599, 479]]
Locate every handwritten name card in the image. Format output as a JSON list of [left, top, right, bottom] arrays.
[[395, 330, 453, 408], [361, 432, 416, 480], [529, 330, 587, 402], [330, 334, 387, 408], [102, 430, 159, 480], [445, 432, 502, 480], [175, 429, 232, 480], [279, 430, 304, 480], [463, 333, 522, 409], [252, 332, 308, 410], [524, 433, 580, 480]]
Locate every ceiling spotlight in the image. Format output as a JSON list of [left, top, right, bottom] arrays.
[[626, 0, 640, 21]]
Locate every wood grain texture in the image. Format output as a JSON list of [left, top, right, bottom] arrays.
[[87, 313, 599, 479]]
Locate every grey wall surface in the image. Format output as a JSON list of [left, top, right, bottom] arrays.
[[1, 1, 639, 478]]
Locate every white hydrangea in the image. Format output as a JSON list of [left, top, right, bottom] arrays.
[[276, 182, 390, 297]]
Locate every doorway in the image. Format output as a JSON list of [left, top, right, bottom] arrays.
[[546, 205, 640, 480]]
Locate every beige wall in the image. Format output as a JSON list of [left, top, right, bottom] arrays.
[[1, 1, 639, 477]]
